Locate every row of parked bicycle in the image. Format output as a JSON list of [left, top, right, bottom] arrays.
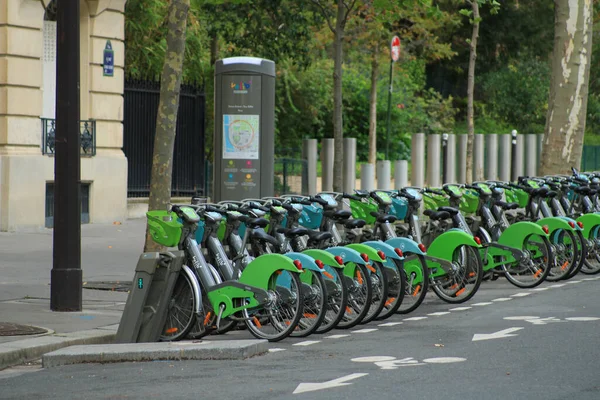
[[146, 166, 600, 342]]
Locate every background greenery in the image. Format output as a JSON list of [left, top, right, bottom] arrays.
[[124, 0, 600, 161]]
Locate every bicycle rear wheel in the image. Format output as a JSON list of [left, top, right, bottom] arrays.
[[397, 254, 429, 314], [243, 269, 304, 342], [430, 245, 482, 303], [581, 233, 600, 274], [160, 271, 196, 341], [566, 230, 587, 279]]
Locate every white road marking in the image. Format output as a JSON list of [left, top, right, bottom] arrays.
[[504, 316, 540, 321], [549, 284, 566, 288], [293, 373, 368, 394], [532, 287, 549, 291], [566, 280, 582, 284], [510, 293, 531, 297], [403, 316, 428, 321], [293, 340, 321, 346], [352, 328, 378, 333], [423, 357, 467, 364], [565, 317, 600, 322], [472, 327, 524, 341], [428, 312, 451, 316], [351, 356, 396, 363], [449, 307, 472, 311], [472, 302, 493, 306], [582, 278, 597, 281], [375, 357, 425, 369], [378, 322, 403, 327], [268, 348, 286, 353], [325, 334, 350, 339], [492, 298, 513, 302]]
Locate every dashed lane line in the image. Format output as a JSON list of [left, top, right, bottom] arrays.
[[403, 316, 428, 321], [472, 302, 493, 306], [449, 307, 472, 311], [268, 348, 286, 353], [492, 298, 513, 302], [511, 293, 531, 297], [378, 322, 403, 327], [293, 340, 321, 346], [427, 312, 451, 316], [325, 334, 350, 339], [549, 284, 566, 288], [352, 328, 378, 334]]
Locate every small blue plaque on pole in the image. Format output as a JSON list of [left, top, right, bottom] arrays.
[[103, 40, 114, 77]]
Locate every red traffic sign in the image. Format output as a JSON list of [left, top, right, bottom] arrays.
[[391, 36, 401, 62]]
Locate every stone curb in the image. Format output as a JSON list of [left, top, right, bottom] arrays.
[[42, 339, 268, 368], [0, 328, 116, 371]]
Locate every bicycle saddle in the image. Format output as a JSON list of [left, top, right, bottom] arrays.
[[437, 206, 460, 215], [276, 227, 309, 239], [496, 201, 519, 210], [423, 209, 451, 221], [324, 209, 353, 221], [245, 217, 269, 228], [345, 219, 366, 229], [250, 229, 279, 246], [307, 230, 333, 243], [369, 211, 397, 224]]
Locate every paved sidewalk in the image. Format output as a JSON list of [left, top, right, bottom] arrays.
[[0, 218, 147, 369]]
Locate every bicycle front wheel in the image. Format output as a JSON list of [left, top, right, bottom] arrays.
[[502, 234, 552, 288], [397, 254, 429, 314], [430, 245, 483, 303], [581, 233, 600, 274], [243, 269, 304, 342], [336, 263, 372, 329], [315, 266, 349, 334], [546, 229, 578, 281], [375, 259, 405, 320], [160, 271, 196, 341], [290, 269, 327, 337]]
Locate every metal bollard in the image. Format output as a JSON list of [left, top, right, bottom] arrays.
[[411, 133, 426, 188], [486, 134, 498, 181], [395, 160, 408, 189], [473, 134, 484, 182], [445, 134, 456, 183], [376, 160, 391, 190], [343, 138, 357, 193], [525, 134, 537, 176], [360, 163, 375, 191], [303, 139, 318, 195], [499, 134, 511, 181], [442, 133, 449, 184], [510, 130, 518, 181], [515, 134, 525, 179], [457, 134, 467, 184], [427, 134, 441, 187], [321, 138, 334, 191], [537, 133, 544, 175]]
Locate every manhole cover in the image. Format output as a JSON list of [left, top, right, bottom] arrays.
[[0, 323, 48, 336], [83, 281, 131, 292]]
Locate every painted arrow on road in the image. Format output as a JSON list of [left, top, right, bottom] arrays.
[[472, 327, 524, 342], [293, 373, 368, 394]]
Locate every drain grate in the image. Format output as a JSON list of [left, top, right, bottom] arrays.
[[0, 323, 48, 336], [82, 281, 131, 292]]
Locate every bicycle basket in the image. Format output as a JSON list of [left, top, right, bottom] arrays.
[[299, 204, 323, 229], [146, 210, 182, 247], [389, 196, 408, 220], [349, 198, 378, 224], [460, 189, 479, 214]]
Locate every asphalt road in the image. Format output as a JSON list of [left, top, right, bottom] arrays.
[[2, 277, 600, 400]]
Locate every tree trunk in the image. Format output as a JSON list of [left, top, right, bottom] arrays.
[[540, 0, 592, 175], [465, 1, 480, 184], [368, 45, 379, 165], [332, 0, 345, 192], [143, 0, 190, 251]]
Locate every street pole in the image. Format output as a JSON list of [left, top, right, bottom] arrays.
[[51, 0, 82, 311], [385, 59, 393, 161], [442, 133, 449, 183], [510, 129, 517, 182]]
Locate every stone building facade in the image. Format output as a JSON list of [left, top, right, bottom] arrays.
[[0, 0, 128, 231]]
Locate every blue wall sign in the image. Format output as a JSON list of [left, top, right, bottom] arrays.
[[103, 40, 114, 77]]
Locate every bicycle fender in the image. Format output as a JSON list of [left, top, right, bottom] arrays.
[[385, 237, 426, 255], [576, 213, 600, 238], [302, 249, 344, 269], [284, 252, 322, 272], [536, 217, 576, 233], [427, 230, 480, 261], [345, 243, 384, 263], [239, 254, 300, 290], [182, 264, 202, 315], [362, 240, 403, 260], [497, 221, 549, 250], [325, 246, 365, 265], [555, 216, 582, 230]]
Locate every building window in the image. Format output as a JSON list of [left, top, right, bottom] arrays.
[[45, 182, 91, 228]]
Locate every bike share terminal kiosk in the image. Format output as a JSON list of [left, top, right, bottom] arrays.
[[213, 57, 275, 202]]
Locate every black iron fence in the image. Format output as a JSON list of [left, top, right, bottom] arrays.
[[41, 118, 96, 156], [274, 158, 308, 196], [123, 79, 205, 198]]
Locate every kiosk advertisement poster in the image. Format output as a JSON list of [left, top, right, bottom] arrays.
[[221, 75, 262, 197]]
